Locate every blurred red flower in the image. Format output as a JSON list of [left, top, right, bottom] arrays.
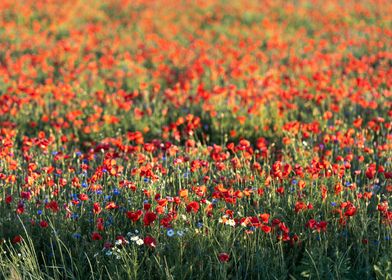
[[218, 252, 230, 263], [144, 236, 156, 248], [143, 211, 157, 226], [91, 232, 102, 241]]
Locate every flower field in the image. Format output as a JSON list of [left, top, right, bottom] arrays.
[[0, 0, 391, 279]]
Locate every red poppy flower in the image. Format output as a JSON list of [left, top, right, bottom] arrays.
[[186, 201, 200, 213], [105, 201, 119, 210], [365, 164, 376, 179], [218, 252, 230, 263], [143, 211, 157, 226], [91, 232, 102, 241], [127, 210, 143, 222], [144, 236, 156, 248], [93, 202, 102, 215], [16, 204, 25, 214], [259, 213, 270, 223], [377, 202, 388, 212], [179, 189, 189, 198], [344, 206, 357, 217], [12, 235, 23, 244], [40, 220, 49, 228], [306, 219, 317, 229], [261, 225, 272, 233], [144, 203, 151, 211], [5, 195, 12, 204], [276, 186, 284, 194], [295, 202, 307, 213], [317, 221, 328, 232], [21, 191, 31, 200], [279, 222, 289, 233], [79, 193, 89, 201], [46, 201, 59, 212], [298, 180, 306, 190]]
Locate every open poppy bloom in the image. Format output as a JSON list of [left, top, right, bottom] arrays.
[[143, 211, 157, 226], [144, 236, 156, 248], [12, 235, 23, 244], [91, 232, 103, 241], [186, 201, 200, 213], [218, 252, 230, 263]]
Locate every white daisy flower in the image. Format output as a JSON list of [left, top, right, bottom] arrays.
[[130, 236, 139, 242], [227, 219, 236, 227]]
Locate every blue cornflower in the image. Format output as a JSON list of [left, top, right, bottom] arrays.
[[167, 229, 175, 237], [72, 233, 81, 239]]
